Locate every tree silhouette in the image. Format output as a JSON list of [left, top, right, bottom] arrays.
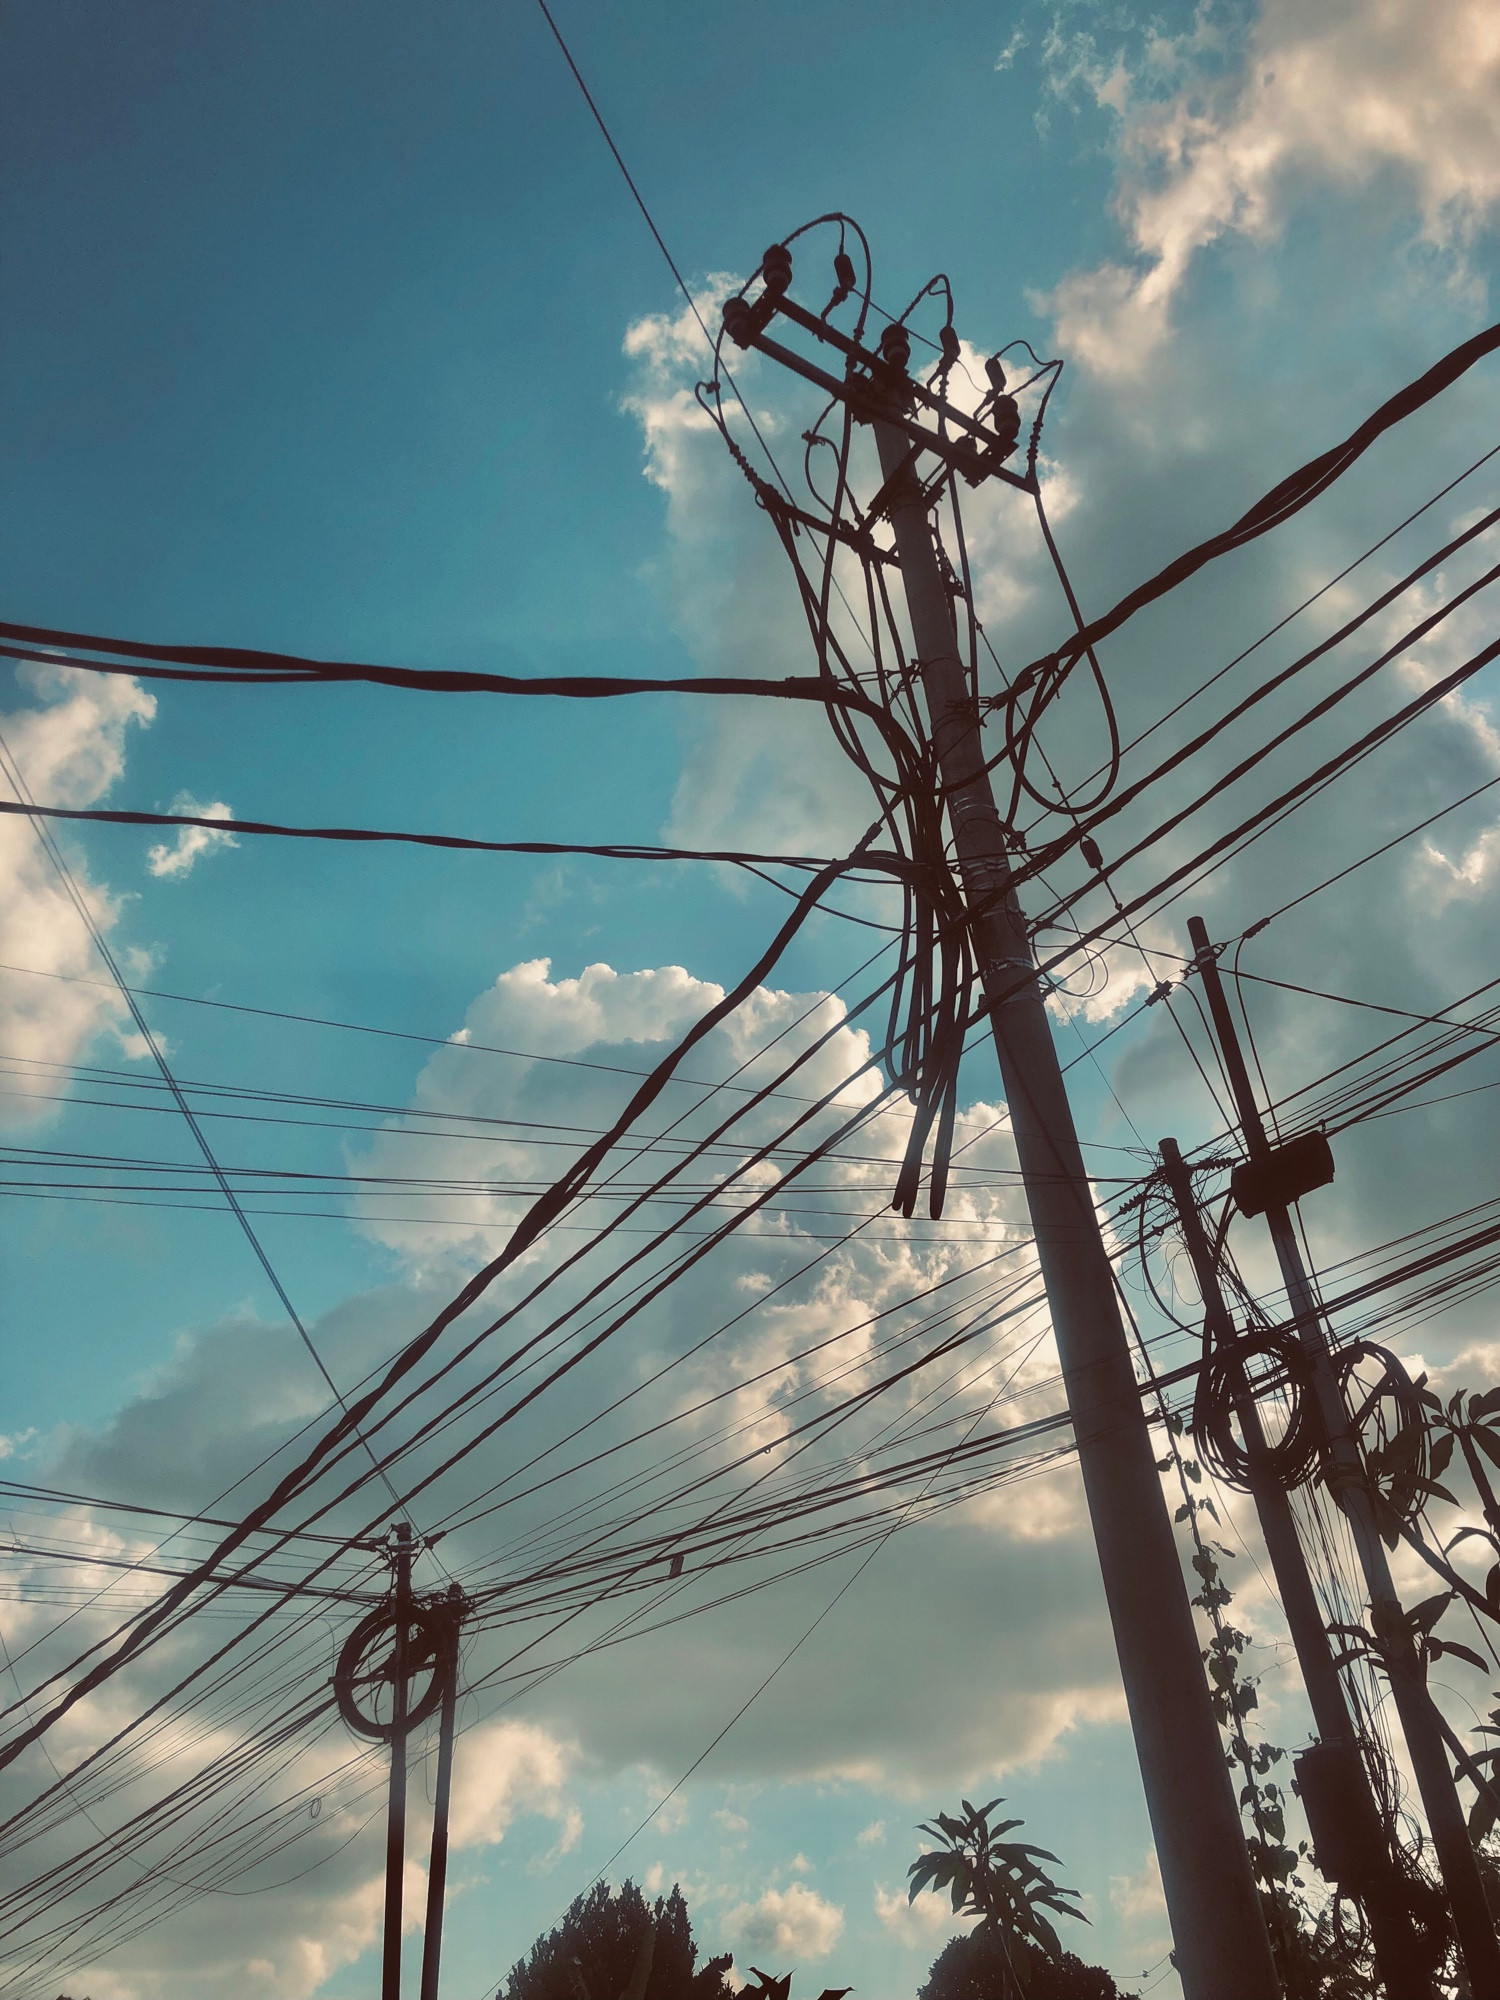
[[917, 1932, 1137, 2000], [909, 1799, 1134, 2000], [501, 1880, 733, 2000]]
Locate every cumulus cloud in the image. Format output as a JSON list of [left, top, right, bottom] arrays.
[[446, 1717, 577, 1850], [873, 1883, 967, 1946], [0, 663, 155, 1119], [1103, 1846, 1171, 1976], [1109, 1847, 1166, 1923], [7, 932, 1123, 1990], [621, 295, 876, 858], [145, 792, 237, 878], [723, 1881, 844, 1960], [1040, 0, 1500, 375]]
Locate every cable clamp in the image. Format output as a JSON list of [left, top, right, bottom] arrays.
[[983, 954, 1044, 996]]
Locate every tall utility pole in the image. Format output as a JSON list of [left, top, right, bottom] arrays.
[[1159, 1136, 1431, 1997], [1187, 915, 1500, 1995], [384, 1521, 414, 2000], [863, 338, 1277, 1998], [419, 1587, 466, 2000]]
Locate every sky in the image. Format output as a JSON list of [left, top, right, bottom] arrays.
[[2, 1, 1500, 1995]]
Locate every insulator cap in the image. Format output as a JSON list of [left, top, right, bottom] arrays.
[[939, 324, 961, 364], [761, 243, 793, 296], [992, 395, 1021, 453], [879, 322, 912, 373], [985, 353, 1008, 393], [833, 249, 856, 294], [721, 295, 756, 348]]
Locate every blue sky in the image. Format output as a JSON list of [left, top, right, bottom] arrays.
[[3, 2, 1500, 1996]]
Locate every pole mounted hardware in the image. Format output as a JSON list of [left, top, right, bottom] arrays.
[[720, 242, 1027, 490], [334, 1599, 453, 1740], [1293, 1740, 1391, 1888], [1186, 913, 1500, 1996], [336, 1523, 468, 2000], [1161, 1132, 1438, 1994], [1230, 1129, 1335, 1217]]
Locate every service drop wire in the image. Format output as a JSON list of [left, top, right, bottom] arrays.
[[0, 841, 887, 1767], [0, 902, 1123, 1849], [11, 313, 1500, 746], [1004, 501, 1500, 888], [0, 911, 928, 1744], [220, 884, 968, 1522], [978, 315, 1500, 721], [0, 832, 976, 1790]]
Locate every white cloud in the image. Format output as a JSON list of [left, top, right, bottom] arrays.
[[12, 927, 1124, 1990], [621, 294, 876, 859], [855, 1819, 885, 1847], [1040, 0, 1500, 376], [1110, 1847, 1166, 1923], [145, 792, 237, 879], [0, 663, 155, 1122], [723, 1882, 845, 1961], [446, 1717, 576, 1850], [874, 1884, 968, 1945]]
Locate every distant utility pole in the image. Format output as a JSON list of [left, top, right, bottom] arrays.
[[1158, 1135, 1432, 1997], [384, 1522, 415, 2000], [1187, 914, 1500, 1996], [723, 243, 1278, 1997], [335, 1529, 468, 2000]]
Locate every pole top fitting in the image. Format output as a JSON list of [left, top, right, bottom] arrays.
[[878, 322, 912, 373]]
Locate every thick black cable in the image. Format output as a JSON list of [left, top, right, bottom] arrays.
[[987, 318, 1500, 711], [0, 842, 908, 1776], [0, 798, 883, 877]]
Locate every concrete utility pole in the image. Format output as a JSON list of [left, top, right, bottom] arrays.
[[863, 339, 1278, 1999], [383, 1521, 414, 2000], [419, 1587, 466, 2000], [1159, 1135, 1431, 1997], [1187, 914, 1500, 1996]]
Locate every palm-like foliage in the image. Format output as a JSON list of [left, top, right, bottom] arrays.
[[1425, 1384, 1500, 1539], [908, 1797, 1087, 1983]]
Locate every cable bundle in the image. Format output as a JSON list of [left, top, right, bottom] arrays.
[[1193, 1329, 1322, 1491]]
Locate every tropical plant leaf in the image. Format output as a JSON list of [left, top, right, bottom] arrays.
[[1409, 1592, 1454, 1635], [1441, 1640, 1489, 1672]]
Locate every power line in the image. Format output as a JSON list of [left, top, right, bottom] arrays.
[[0, 729, 411, 1528]]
